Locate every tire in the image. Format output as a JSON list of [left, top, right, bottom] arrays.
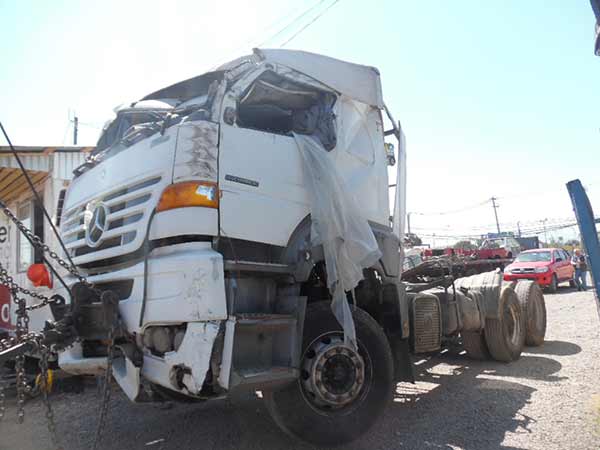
[[263, 301, 394, 446], [514, 280, 546, 347], [461, 331, 490, 360], [507, 252, 513, 259], [569, 279, 577, 288], [547, 274, 558, 293], [483, 287, 526, 362]]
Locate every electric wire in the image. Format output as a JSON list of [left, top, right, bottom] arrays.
[[256, 0, 329, 48], [0, 121, 77, 269], [410, 198, 492, 216], [280, 0, 342, 47]]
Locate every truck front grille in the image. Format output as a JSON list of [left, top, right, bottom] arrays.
[[61, 176, 162, 263]]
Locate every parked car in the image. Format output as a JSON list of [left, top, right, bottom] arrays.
[[477, 237, 521, 259], [503, 248, 574, 292]]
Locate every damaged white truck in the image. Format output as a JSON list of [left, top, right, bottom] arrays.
[[0, 49, 545, 446]]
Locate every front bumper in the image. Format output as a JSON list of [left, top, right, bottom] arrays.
[[503, 272, 553, 286], [57, 242, 227, 399]]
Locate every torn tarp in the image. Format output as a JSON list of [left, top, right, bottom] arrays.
[[294, 133, 381, 349]]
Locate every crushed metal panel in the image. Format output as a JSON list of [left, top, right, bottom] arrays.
[[173, 121, 219, 183], [255, 48, 384, 108], [163, 321, 220, 395], [141, 71, 225, 102]]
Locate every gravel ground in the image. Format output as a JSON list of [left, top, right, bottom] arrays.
[[1, 286, 599, 450]]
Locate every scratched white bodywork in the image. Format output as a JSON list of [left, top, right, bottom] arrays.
[[161, 321, 220, 394], [173, 120, 219, 183], [56, 49, 404, 403], [149, 207, 218, 240], [72, 242, 227, 333], [110, 322, 221, 399], [59, 343, 107, 375]]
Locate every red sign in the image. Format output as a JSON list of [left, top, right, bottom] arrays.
[[0, 284, 13, 330]]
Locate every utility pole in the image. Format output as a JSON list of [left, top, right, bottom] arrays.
[[491, 197, 501, 234], [407, 212, 411, 235], [517, 221, 522, 237], [73, 116, 78, 145], [542, 218, 548, 245]]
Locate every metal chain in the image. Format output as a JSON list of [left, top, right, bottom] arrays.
[[92, 318, 117, 450], [0, 262, 58, 313], [0, 364, 6, 421], [13, 290, 29, 423], [0, 200, 89, 286], [39, 345, 63, 450], [0, 201, 105, 447]]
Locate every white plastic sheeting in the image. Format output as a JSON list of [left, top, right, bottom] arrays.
[[392, 127, 407, 272], [332, 97, 389, 227], [294, 133, 381, 348]]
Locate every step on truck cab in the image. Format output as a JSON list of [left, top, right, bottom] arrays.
[[55, 49, 409, 445]]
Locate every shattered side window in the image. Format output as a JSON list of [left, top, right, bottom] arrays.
[[236, 72, 337, 150]]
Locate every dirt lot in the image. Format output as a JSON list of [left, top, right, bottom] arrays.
[[1, 286, 599, 450]]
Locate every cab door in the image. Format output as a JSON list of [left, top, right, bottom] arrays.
[[218, 124, 308, 247]]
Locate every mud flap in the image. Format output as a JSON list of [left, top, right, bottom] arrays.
[[112, 356, 142, 401], [388, 335, 415, 383]]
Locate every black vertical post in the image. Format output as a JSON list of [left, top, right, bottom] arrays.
[[491, 197, 500, 234], [73, 116, 78, 145]]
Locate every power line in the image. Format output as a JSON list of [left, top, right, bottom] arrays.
[[256, 0, 329, 48], [207, 0, 326, 71], [280, 0, 341, 47], [411, 198, 491, 216]]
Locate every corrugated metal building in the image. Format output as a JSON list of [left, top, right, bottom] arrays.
[[0, 146, 93, 333]]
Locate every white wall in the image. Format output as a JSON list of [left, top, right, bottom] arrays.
[[0, 176, 71, 332]]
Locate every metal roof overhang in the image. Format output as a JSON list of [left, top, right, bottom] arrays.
[[0, 167, 48, 203]]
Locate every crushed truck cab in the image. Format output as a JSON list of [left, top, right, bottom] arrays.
[[53, 49, 409, 444], [45, 49, 538, 446]]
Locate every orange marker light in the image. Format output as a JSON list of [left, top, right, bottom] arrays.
[[156, 181, 219, 212], [27, 263, 53, 288]]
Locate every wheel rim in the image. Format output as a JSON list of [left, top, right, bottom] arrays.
[[300, 333, 370, 413], [503, 302, 521, 347]]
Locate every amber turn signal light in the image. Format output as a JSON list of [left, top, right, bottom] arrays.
[[156, 181, 219, 212]]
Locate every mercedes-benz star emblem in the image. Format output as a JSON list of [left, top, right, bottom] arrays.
[[85, 202, 109, 248]]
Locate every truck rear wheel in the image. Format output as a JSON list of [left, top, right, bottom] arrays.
[[461, 331, 490, 360], [263, 301, 394, 446], [514, 280, 546, 347], [484, 288, 526, 362]]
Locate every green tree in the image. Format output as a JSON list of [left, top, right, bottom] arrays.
[[454, 240, 476, 250]]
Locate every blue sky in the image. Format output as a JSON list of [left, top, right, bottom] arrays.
[[1, 0, 599, 245]]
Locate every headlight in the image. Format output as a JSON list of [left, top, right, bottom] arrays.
[[534, 267, 550, 273]]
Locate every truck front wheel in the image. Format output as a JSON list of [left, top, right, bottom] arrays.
[[264, 301, 394, 446]]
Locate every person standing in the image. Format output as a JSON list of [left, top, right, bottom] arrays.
[[572, 249, 583, 291], [578, 251, 588, 291]]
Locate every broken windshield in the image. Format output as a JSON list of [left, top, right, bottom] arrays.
[[94, 109, 169, 155]]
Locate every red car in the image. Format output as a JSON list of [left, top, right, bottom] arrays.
[[503, 248, 574, 292]]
